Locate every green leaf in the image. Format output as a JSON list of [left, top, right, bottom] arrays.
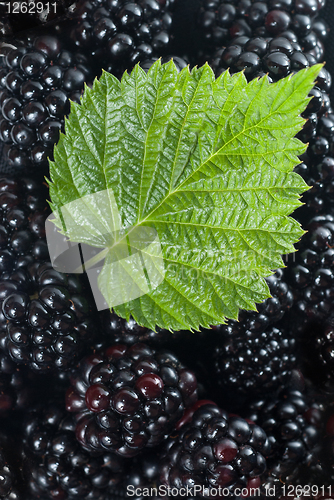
[[48, 61, 322, 331]]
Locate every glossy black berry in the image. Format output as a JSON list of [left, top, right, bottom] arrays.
[[0, 35, 93, 173], [213, 323, 297, 401], [247, 390, 323, 486], [23, 402, 125, 499], [0, 262, 97, 374], [69, 0, 175, 76], [160, 402, 269, 494], [65, 343, 198, 457]]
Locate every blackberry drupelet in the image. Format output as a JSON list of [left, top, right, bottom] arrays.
[[65, 342, 198, 457], [0, 261, 97, 374], [0, 176, 49, 278], [197, 0, 328, 58], [0, 34, 93, 173], [247, 389, 323, 487], [160, 401, 270, 495], [69, 0, 176, 77], [285, 214, 334, 331], [212, 323, 297, 402], [22, 402, 125, 499]]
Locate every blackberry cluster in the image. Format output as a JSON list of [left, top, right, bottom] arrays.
[[247, 389, 323, 487], [65, 343, 198, 457], [0, 176, 49, 278], [198, 0, 327, 55], [160, 402, 270, 495], [69, 0, 176, 77], [22, 402, 125, 499], [0, 34, 93, 173], [0, 261, 97, 373], [212, 323, 297, 402], [0, 0, 74, 39], [209, 270, 295, 403], [285, 214, 334, 331]]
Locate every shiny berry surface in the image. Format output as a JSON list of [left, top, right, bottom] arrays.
[[66, 343, 198, 456]]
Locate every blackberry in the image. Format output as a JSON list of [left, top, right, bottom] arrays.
[[0, 261, 97, 374], [0, 34, 93, 173], [285, 214, 334, 331], [160, 401, 270, 495], [212, 323, 297, 403], [68, 0, 176, 77], [0, 176, 49, 278], [209, 33, 329, 80], [22, 401, 125, 499], [197, 0, 327, 57], [65, 342, 198, 457], [247, 389, 323, 487]]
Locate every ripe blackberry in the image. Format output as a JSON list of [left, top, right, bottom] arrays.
[[0, 261, 97, 374], [212, 323, 297, 403], [160, 401, 270, 495], [197, 0, 328, 57], [0, 176, 49, 278], [0, 34, 93, 173], [68, 0, 176, 77], [285, 214, 334, 331], [22, 401, 125, 499], [209, 34, 329, 81], [65, 343, 198, 457], [247, 389, 323, 487]]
